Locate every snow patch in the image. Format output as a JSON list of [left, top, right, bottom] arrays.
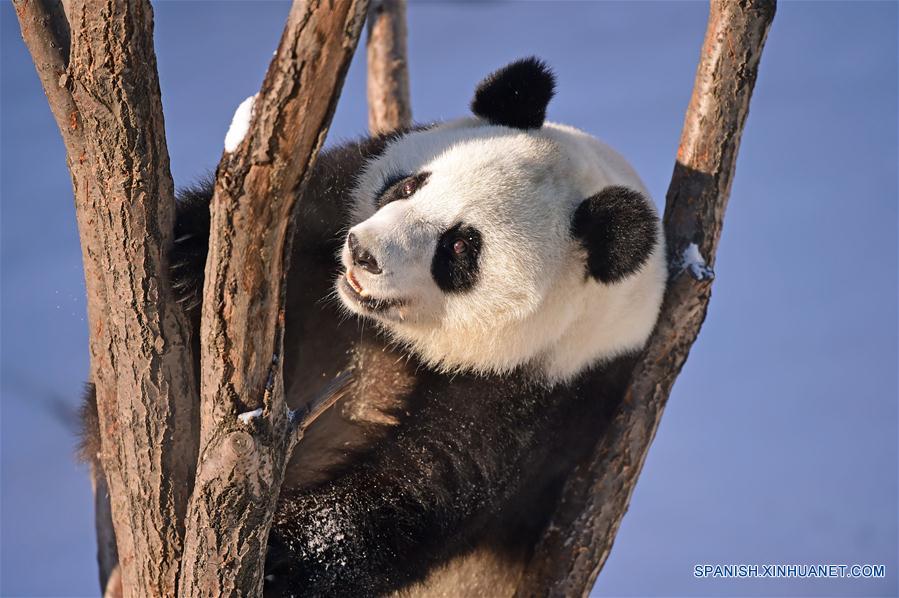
[[237, 407, 263, 424], [224, 94, 257, 153], [681, 242, 714, 281]]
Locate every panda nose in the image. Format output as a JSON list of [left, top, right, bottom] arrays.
[[348, 232, 382, 275]]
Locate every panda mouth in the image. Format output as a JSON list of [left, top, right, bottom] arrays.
[[340, 272, 404, 313]]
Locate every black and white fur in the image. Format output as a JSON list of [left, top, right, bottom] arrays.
[[81, 58, 666, 597]]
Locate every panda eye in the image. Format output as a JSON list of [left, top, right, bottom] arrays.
[[376, 171, 431, 209], [399, 178, 418, 198], [376, 172, 407, 200], [432, 223, 483, 293]]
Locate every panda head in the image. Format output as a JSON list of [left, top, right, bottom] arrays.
[[337, 58, 667, 383]]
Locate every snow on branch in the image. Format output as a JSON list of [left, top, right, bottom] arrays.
[[224, 94, 257, 153], [680, 242, 715, 281]]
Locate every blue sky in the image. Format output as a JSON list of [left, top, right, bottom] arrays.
[[1, 2, 896, 596]]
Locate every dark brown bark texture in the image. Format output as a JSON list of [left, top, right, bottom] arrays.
[[177, 1, 369, 596], [515, 2, 776, 596], [15, 1, 198, 596], [366, 0, 412, 134]]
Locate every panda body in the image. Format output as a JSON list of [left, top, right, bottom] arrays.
[[82, 58, 666, 597]]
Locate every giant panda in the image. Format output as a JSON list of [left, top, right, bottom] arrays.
[[81, 57, 666, 597]]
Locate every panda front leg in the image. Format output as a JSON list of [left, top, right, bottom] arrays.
[[263, 376, 554, 597]]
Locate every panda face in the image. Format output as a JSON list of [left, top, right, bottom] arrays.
[[340, 126, 570, 328], [335, 59, 667, 382], [336, 121, 666, 382]]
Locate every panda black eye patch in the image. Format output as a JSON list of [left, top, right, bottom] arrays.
[[431, 223, 483, 293], [375, 171, 431, 209]]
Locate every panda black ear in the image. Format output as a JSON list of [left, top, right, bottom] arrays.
[[571, 186, 659, 284], [471, 57, 555, 130]]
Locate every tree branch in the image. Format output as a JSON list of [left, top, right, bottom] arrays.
[[16, 1, 198, 596], [366, 0, 412, 134], [15, 7, 120, 590], [176, 1, 369, 595], [516, 1, 776, 595], [14, 0, 76, 149]]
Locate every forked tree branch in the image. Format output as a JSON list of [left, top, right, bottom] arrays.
[[177, 1, 369, 595], [516, 1, 776, 595], [15, 1, 198, 596], [366, 0, 412, 134]]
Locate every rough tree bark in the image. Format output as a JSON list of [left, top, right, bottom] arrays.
[[515, 1, 777, 595], [366, 0, 412, 134], [177, 1, 368, 596], [16, 0, 367, 596], [15, 1, 197, 595]]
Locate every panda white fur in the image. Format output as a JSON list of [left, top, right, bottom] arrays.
[[81, 58, 666, 597], [342, 117, 665, 383]]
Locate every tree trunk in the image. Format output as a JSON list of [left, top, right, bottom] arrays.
[[177, 1, 368, 595], [15, 1, 197, 595], [366, 0, 412, 134], [515, 1, 776, 595]]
